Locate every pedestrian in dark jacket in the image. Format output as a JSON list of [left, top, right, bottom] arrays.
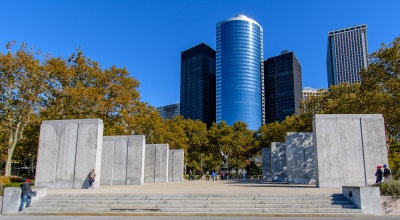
[[18, 178, 33, 211], [375, 166, 383, 183], [383, 164, 392, 182]]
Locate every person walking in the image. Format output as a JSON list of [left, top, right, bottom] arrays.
[[88, 169, 96, 189], [221, 171, 225, 180], [189, 170, 193, 181], [375, 166, 383, 183], [242, 170, 247, 182], [383, 164, 392, 182], [206, 171, 210, 181], [18, 179, 33, 212], [211, 171, 215, 181]]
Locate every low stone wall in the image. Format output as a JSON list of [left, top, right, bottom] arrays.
[[2, 187, 21, 213], [342, 186, 381, 215]]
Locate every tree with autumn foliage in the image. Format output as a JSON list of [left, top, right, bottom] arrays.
[[0, 42, 51, 176]]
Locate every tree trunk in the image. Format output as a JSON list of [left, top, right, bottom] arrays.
[[5, 143, 16, 176]]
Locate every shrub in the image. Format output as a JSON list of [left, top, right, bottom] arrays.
[[377, 180, 400, 197], [0, 176, 11, 186]]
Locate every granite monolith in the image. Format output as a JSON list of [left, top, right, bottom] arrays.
[[35, 119, 103, 189], [285, 132, 316, 184], [313, 114, 388, 188], [168, 149, 184, 181], [271, 142, 287, 182], [145, 144, 169, 183]]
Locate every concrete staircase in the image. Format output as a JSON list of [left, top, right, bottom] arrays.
[[19, 193, 368, 217]]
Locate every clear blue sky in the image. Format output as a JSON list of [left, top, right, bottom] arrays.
[[1, 0, 399, 108]]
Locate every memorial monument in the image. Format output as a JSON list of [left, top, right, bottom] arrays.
[[35, 119, 103, 189], [313, 114, 388, 188]]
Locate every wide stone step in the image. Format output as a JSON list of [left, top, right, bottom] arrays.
[[30, 202, 356, 209], [23, 206, 362, 213], [43, 195, 348, 201], [45, 193, 344, 197]]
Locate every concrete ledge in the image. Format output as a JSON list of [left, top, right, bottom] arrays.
[[342, 186, 381, 215], [31, 186, 48, 202], [2, 187, 21, 213]]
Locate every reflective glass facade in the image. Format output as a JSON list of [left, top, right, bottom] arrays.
[[216, 15, 264, 130], [264, 51, 302, 123], [180, 43, 216, 127], [156, 103, 180, 120]]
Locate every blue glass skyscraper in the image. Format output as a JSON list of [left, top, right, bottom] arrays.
[[216, 15, 264, 130]]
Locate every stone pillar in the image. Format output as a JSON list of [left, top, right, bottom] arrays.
[[35, 119, 103, 189], [313, 114, 388, 188], [168, 149, 184, 181], [262, 148, 272, 181], [271, 142, 287, 182], [100, 135, 145, 185], [285, 132, 316, 184], [145, 144, 169, 183]]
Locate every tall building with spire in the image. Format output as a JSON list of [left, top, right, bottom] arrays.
[[216, 15, 264, 130], [327, 24, 368, 86]]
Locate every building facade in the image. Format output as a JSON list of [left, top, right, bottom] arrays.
[[216, 15, 264, 130], [180, 43, 216, 127], [264, 51, 302, 123], [156, 103, 180, 120], [327, 24, 368, 86], [302, 87, 325, 101]]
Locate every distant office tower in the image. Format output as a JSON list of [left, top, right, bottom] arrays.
[[264, 50, 302, 123], [156, 103, 180, 120], [327, 24, 368, 86], [216, 15, 264, 130], [180, 43, 216, 127], [302, 87, 325, 101]]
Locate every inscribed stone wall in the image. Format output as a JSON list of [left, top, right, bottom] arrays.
[[35, 119, 103, 189], [262, 148, 272, 181], [168, 149, 184, 181], [313, 114, 388, 188], [285, 132, 316, 184], [100, 135, 145, 185], [145, 144, 169, 183], [271, 142, 287, 182]]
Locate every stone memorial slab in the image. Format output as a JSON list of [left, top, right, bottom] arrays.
[[100, 135, 145, 185], [100, 137, 115, 185], [126, 135, 146, 185], [313, 114, 388, 188], [35, 119, 103, 189], [285, 132, 316, 184], [145, 144, 169, 183], [262, 148, 272, 181], [271, 142, 287, 182], [168, 149, 184, 181]]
